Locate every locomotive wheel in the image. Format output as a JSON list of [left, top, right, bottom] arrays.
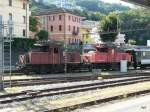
[[88, 65, 92, 72], [35, 70, 40, 74], [23, 70, 30, 75], [140, 65, 146, 69], [40, 65, 49, 74]]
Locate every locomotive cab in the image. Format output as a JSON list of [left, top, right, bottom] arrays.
[[18, 42, 64, 74]]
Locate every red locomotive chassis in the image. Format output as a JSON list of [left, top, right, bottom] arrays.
[[19, 43, 81, 65], [83, 48, 131, 63], [18, 43, 132, 74], [82, 46, 132, 69]]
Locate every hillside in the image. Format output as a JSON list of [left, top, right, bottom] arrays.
[[30, 0, 130, 14], [76, 0, 130, 14]]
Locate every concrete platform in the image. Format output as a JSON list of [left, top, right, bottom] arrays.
[[79, 94, 150, 112]]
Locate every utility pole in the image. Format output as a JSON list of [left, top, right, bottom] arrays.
[[64, 13, 67, 73], [7, 18, 13, 88], [0, 16, 3, 90], [26, 0, 28, 38]]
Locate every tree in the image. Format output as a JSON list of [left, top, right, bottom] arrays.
[[119, 8, 150, 45], [36, 30, 49, 40], [29, 17, 38, 32], [99, 12, 119, 42], [90, 12, 104, 21], [12, 38, 36, 51]]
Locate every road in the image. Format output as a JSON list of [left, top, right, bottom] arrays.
[[76, 94, 150, 112]]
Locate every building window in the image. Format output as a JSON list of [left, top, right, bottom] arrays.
[[53, 16, 55, 21], [59, 25, 62, 31], [77, 27, 79, 32], [72, 16, 74, 22], [68, 25, 71, 31], [72, 39, 74, 43], [76, 39, 77, 43], [78, 18, 80, 23], [9, 13, 12, 20], [23, 3, 26, 9], [23, 29, 26, 37], [73, 26, 75, 31], [23, 16, 26, 24], [9, 0, 12, 6], [59, 15, 62, 20], [79, 18, 81, 23], [68, 16, 71, 20], [76, 18, 78, 22], [49, 16, 51, 21], [50, 26, 53, 32], [69, 38, 71, 44]]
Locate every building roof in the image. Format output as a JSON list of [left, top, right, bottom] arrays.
[[81, 20, 99, 29], [32, 8, 83, 17]]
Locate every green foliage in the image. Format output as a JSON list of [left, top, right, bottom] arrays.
[[76, 0, 129, 14], [120, 8, 150, 45], [12, 38, 36, 51], [30, 0, 130, 20], [29, 17, 38, 32], [29, 0, 57, 12], [36, 30, 49, 40], [99, 12, 119, 42], [76, 0, 101, 12], [73, 9, 104, 21], [128, 39, 136, 45]]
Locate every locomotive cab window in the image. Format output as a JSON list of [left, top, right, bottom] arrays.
[[40, 46, 49, 52], [49, 48, 52, 53], [54, 48, 59, 54], [142, 51, 150, 59], [32, 46, 49, 52]]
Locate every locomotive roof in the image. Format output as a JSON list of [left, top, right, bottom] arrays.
[[125, 45, 150, 52], [134, 47, 150, 51]]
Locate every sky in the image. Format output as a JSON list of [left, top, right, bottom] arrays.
[[100, 0, 134, 7]]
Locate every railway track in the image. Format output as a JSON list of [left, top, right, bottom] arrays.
[[3, 71, 150, 87], [1, 75, 150, 105], [3, 75, 97, 87]]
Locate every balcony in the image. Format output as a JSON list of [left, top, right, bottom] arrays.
[[72, 30, 79, 35]]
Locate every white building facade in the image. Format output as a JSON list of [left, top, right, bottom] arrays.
[[115, 33, 126, 45], [81, 20, 102, 44], [0, 0, 30, 38]]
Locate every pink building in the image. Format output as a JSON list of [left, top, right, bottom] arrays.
[[33, 8, 84, 44]]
